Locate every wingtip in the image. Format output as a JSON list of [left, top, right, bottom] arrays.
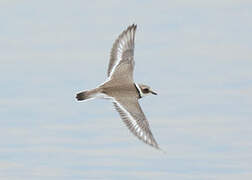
[[153, 144, 166, 153], [132, 23, 137, 27], [152, 142, 160, 150], [128, 23, 137, 30]]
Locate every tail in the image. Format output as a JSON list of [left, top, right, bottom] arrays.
[[76, 89, 99, 101]]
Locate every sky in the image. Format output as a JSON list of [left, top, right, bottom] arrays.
[[0, 0, 252, 179]]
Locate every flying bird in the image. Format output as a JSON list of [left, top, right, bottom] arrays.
[[76, 24, 160, 149]]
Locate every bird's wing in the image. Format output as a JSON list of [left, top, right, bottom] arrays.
[[107, 24, 137, 82], [113, 96, 159, 149]]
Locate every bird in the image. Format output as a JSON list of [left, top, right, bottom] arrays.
[[76, 24, 160, 149]]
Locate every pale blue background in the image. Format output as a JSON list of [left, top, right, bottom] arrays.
[[0, 0, 252, 179]]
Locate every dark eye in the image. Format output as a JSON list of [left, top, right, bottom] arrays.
[[142, 88, 149, 93]]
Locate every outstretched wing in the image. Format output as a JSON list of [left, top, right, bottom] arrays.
[[107, 24, 137, 82], [113, 96, 159, 149]]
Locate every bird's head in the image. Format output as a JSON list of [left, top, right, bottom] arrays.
[[137, 84, 157, 98]]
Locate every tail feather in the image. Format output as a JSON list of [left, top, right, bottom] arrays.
[[76, 91, 88, 101], [76, 89, 99, 101]]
